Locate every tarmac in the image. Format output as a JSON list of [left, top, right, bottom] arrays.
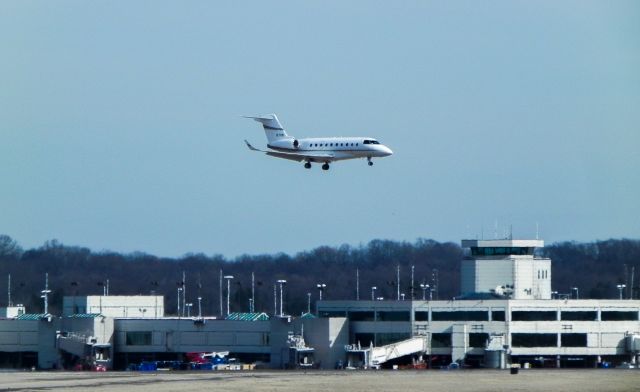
[[1, 369, 640, 392]]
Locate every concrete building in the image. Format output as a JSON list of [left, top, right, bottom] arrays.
[[0, 314, 59, 369], [316, 240, 640, 368], [460, 239, 551, 299], [0, 305, 25, 318], [1, 237, 639, 370], [62, 296, 164, 318], [317, 298, 640, 368]]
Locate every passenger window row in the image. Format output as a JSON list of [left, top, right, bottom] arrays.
[[310, 143, 359, 148]]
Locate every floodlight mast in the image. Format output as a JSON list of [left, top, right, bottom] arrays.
[[317, 283, 326, 301], [224, 275, 234, 316], [277, 280, 287, 317], [617, 284, 627, 300], [41, 273, 52, 314]]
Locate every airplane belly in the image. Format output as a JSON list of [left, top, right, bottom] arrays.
[[331, 151, 361, 161]]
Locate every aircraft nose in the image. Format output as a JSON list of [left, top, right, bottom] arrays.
[[383, 146, 393, 156]]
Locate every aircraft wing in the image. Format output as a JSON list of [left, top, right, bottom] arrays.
[[244, 140, 335, 162]]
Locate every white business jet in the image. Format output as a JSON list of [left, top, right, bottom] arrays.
[[244, 114, 393, 170]]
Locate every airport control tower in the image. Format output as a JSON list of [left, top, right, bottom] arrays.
[[460, 239, 551, 300]]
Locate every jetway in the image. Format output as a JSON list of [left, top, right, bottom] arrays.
[[346, 336, 428, 368], [58, 332, 112, 370]]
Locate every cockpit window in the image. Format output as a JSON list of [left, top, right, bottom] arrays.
[[363, 139, 380, 145]]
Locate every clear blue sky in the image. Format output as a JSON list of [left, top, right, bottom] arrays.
[[1, 1, 638, 257]]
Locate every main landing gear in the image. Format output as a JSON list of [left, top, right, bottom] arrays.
[[304, 162, 311, 169], [367, 157, 374, 166], [322, 163, 330, 171]]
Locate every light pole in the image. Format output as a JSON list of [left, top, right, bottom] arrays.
[[572, 287, 579, 300], [277, 279, 287, 317], [551, 291, 558, 299], [177, 287, 182, 317], [401, 293, 405, 301], [307, 292, 311, 314], [197, 296, 202, 318], [224, 275, 234, 316], [251, 272, 255, 313], [317, 283, 326, 301], [420, 283, 430, 300], [617, 284, 626, 300], [371, 286, 377, 301], [411, 265, 414, 300], [41, 273, 51, 314], [185, 303, 193, 317]]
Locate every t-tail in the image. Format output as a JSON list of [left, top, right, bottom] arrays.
[[243, 114, 291, 143]]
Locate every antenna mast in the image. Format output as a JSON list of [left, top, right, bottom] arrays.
[[356, 268, 360, 301], [396, 265, 400, 301], [7, 274, 11, 307], [219, 269, 223, 317], [251, 272, 255, 313]]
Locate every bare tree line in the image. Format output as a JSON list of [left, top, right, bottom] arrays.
[[0, 235, 638, 316]]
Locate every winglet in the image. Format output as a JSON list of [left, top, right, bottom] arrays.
[[244, 139, 260, 151]]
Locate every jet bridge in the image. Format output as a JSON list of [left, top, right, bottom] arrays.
[[345, 336, 428, 368]]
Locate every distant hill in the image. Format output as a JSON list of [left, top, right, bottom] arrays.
[[0, 235, 638, 316]]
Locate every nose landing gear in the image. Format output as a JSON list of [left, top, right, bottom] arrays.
[[322, 163, 330, 171], [367, 157, 374, 166], [304, 162, 311, 169]]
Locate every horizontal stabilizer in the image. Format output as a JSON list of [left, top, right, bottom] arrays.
[[244, 139, 261, 151]]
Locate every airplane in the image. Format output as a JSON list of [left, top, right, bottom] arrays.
[[243, 114, 393, 170]]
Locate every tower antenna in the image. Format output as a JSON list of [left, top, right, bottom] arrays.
[[7, 274, 11, 307]]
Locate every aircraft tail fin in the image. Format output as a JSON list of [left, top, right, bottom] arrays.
[[243, 114, 291, 143]]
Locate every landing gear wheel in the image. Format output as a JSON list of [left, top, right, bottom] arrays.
[[304, 162, 311, 169], [322, 163, 330, 171], [367, 157, 374, 166]]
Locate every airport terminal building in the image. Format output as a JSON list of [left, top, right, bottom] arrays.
[[1, 238, 639, 370]]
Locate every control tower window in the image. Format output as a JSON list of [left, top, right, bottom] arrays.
[[471, 247, 534, 256]]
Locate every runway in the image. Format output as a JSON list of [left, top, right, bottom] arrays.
[[1, 369, 639, 392]]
